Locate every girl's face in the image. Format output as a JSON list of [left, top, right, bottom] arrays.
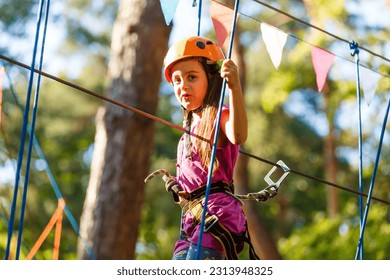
[[170, 59, 208, 111]]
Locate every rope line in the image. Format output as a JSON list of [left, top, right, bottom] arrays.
[[355, 97, 390, 259], [213, 0, 390, 79], [250, 0, 390, 64], [15, 0, 52, 260], [196, 0, 203, 36], [350, 41, 364, 260], [0, 53, 187, 133], [25, 198, 65, 260], [236, 14, 390, 80], [1, 53, 389, 207], [239, 150, 390, 206], [5, 0, 47, 260], [1, 60, 97, 260], [195, 0, 240, 260]]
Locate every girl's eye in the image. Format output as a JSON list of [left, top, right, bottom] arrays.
[[173, 77, 181, 84], [188, 75, 196, 81]]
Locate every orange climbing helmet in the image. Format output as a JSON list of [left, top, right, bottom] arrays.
[[163, 36, 225, 83]]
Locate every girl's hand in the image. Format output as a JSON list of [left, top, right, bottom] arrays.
[[220, 59, 240, 91], [218, 59, 247, 145]]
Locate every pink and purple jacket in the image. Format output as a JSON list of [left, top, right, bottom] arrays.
[[173, 108, 246, 254]]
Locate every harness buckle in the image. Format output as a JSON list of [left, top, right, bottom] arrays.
[[204, 215, 219, 232]]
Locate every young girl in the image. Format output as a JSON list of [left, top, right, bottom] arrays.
[[163, 36, 256, 260]]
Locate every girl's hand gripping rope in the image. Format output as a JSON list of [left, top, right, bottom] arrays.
[[144, 169, 182, 202]]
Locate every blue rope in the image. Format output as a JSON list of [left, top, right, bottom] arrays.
[[4, 0, 47, 260], [196, 0, 202, 36], [2, 61, 96, 259], [349, 41, 364, 260], [0, 211, 33, 259], [355, 97, 390, 260], [195, 0, 240, 260], [15, 0, 51, 260]]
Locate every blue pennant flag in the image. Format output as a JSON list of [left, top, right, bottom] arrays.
[[160, 0, 181, 25]]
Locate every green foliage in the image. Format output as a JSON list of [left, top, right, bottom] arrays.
[[279, 203, 390, 259], [0, 0, 33, 37]]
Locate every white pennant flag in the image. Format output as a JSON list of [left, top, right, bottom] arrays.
[[359, 66, 382, 106], [260, 23, 288, 69]]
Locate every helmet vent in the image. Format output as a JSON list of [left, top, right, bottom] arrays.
[[196, 41, 206, 49]]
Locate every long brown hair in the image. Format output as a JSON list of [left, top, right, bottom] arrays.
[[182, 58, 223, 174]]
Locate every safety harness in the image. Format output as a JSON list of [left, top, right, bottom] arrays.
[[144, 160, 290, 260], [178, 181, 259, 260]]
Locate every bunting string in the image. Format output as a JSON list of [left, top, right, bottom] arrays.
[[250, 0, 390, 64], [158, 0, 389, 101], [206, 0, 389, 100]]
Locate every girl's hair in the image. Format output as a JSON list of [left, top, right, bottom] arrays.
[[182, 58, 223, 174]]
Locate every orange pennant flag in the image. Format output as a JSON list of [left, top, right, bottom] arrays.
[[0, 67, 5, 127], [311, 46, 335, 92], [210, 0, 239, 47]]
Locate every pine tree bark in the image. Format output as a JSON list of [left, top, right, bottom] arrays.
[[77, 0, 171, 259]]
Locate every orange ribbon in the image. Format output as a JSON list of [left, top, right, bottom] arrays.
[[26, 198, 66, 260]]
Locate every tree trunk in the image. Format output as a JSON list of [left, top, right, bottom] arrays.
[[303, 0, 339, 218], [77, 0, 171, 259]]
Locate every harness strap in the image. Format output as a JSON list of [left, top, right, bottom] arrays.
[[178, 181, 259, 260], [178, 181, 239, 212]]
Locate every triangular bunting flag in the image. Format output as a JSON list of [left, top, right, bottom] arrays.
[[260, 23, 288, 69], [359, 66, 382, 106], [311, 46, 335, 92], [159, 0, 181, 25], [210, 0, 239, 47]]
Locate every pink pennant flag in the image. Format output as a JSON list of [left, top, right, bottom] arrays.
[[311, 46, 335, 92], [360, 66, 382, 106], [260, 23, 288, 69], [159, 0, 181, 25], [210, 0, 239, 47]]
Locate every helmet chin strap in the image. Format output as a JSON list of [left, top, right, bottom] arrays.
[[191, 105, 204, 114], [181, 105, 203, 114]]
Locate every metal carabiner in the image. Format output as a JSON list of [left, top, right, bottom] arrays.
[[264, 160, 290, 190]]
